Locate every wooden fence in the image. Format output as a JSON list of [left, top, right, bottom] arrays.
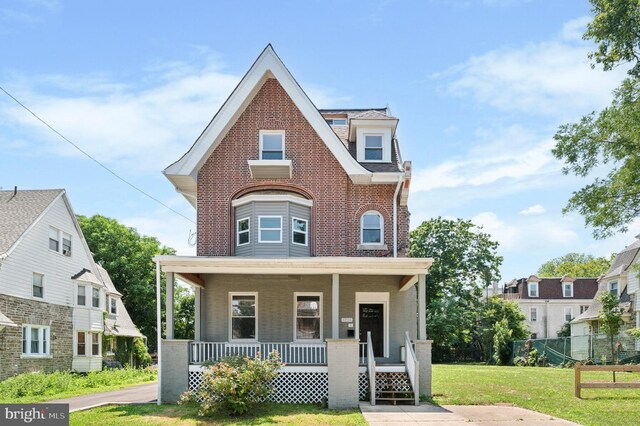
[[574, 362, 640, 398]]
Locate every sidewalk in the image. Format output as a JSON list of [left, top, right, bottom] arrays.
[[45, 382, 157, 412], [360, 403, 581, 425]]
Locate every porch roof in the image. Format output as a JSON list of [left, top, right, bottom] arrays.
[[154, 256, 432, 290]]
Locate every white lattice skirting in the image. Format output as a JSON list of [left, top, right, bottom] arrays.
[[188, 367, 329, 404]]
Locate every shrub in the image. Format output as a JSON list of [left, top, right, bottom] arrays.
[[526, 348, 539, 366], [492, 318, 513, 365], [513, 356, 528, 367], [180, 351, 283, 416]]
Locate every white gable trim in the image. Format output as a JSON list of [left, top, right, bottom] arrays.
[[163, 45, 372, 202]]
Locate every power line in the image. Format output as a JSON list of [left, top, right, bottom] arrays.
[[0, 85, 196, 225]]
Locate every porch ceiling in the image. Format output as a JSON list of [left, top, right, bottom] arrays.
[[154, 255, 432, 277]]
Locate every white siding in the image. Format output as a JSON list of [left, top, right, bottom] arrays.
[[0, 196, 97, 307], [73, 307, 104, 331], [627, 268, 638, 295], [518, 300, 593, 338]]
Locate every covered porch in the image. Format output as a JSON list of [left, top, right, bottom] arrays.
[[155, 256, 432, 407]]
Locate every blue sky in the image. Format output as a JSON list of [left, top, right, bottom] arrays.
[[1, 0, 638, 283]]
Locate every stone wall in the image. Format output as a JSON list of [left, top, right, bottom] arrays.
[[0, 294, 73, 382]]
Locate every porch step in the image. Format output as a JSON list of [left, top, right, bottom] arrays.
[[375, 371, 415, 405]]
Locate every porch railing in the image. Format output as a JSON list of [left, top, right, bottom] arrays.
[[367, 331, 376, 406], [404, 331, 419, 405], [189, 341, 327, 365], [359, 342, 367, 364]]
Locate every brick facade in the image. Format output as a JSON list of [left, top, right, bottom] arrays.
[[0, 294, 73, 381], [197, 78, 410, 257]]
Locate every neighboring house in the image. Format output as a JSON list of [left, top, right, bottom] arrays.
[[571, 235, 640, 359], [154, 45, 433, 408], [502, 275, 598, 339], [0, 188, 142, 381]]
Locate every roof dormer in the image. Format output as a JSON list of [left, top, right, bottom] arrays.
[[349, 112, 398, 164]]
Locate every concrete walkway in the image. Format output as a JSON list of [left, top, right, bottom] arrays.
[[45, 382, 157, 412], [360, 403, 581, 425]]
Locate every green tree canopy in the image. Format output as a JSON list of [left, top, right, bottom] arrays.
[[478, 296, 529, 363], [410, 217, 503, 361], [553, 0, 640, 238], [78, 214, 175, 351], [598, 291, 624, 363], [536, 253, 613, 277]]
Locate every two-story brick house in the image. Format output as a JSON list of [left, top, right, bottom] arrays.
[[155, 45, 433, 408]]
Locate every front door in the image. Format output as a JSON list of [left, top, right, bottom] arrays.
[[359, 303, 384, 357]]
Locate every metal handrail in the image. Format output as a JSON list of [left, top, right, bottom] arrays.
[[367, 331, 376, 405]]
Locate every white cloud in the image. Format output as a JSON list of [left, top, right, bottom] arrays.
[[411, 125, 558, 193], [520, 204, 546, 216], [122, 209, 196, 256], [0, 56, 350, 172], [445, 26, 627, 118], [561, 16, 591, 41]]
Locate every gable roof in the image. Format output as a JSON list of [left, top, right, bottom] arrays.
[[0, 189, 64, 257], [96, 264, 122, 296], [0, 309, 17, 328], [72, 268, 104, 287], [164, 45, 398, 207]]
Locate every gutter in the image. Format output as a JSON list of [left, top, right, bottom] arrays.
[[392, 175, 403, 257]]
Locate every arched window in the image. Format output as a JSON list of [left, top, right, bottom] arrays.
[[361, 211, 383, 244]]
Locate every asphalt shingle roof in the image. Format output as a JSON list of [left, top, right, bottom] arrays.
[[0, 189, 63, 255]]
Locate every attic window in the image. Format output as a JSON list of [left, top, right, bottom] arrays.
[[364, 135, 384, 161], [260, 131, 284, 160], [326, 118, 347, 125], [528, 282, 538, 298]]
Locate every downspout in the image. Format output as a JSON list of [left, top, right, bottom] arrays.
[[393, 175, 403, 258], [156, 260, 162, 405]]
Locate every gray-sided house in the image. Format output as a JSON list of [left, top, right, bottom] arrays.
[[0, 188, 143, 380], [154, 45, 433, 408]]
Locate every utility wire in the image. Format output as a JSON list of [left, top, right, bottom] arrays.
[[0, 85, 196, 225]]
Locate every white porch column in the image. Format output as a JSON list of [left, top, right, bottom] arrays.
[[418, 273, 426, 340], [332, 274, 339, 339], [194, 286, 201, 341], [166, 272, 174, 340]]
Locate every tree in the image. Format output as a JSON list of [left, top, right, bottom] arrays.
[[598, 291, 624, 364], [536, 253, 613, 277], [77, 214, 175, 351], [174, 285, 195, 340], [410, 217, 503, 362], [553, 1, 640, 238], [477, 296, 528, 363]]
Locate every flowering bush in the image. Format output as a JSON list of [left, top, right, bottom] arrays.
[[179, 351, 283, 416]]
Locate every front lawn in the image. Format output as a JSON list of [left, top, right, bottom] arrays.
[[70, 403, 366, 426], [0, 368, 157, 403], [433, 364, 640, 426]]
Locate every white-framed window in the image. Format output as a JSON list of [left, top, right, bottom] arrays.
[[528, 282, 539, 298], [294, 293, 322, 341], [62, 232, 72, 256], [77, 285, 86, 306], [77, 331, 101, 356], [364, 134, 384, 161], [361, 211, 383, 244], [326, 118, 347, 125], [609, 281, 619, 296], [109, 297, 117, 315], [32, 273, 44, 298], [92, 287, 100, 308], [259, 130, 285, 160], [258, 216, 282, 243], [230, 293, 257, 341], [106, 336, 117, 355], [530, 307, 538, 322], [563, 282, 573, 298], [49, 227, 59, 251], [237, 217, 250, 246], [48, 227, 71, 256], [564, 307, 573, 323], [580, 305, 589, 314], [292, 217, 308, 246], [22, 325, 50, 356]]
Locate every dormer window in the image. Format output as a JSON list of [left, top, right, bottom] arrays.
[[609, 281, 618, 296], [259, 131, 284, 160], [528, 282, 539, 298], [563, 282, 573, 297], [364, 135, 384, 161], [109, 297, 117, 315], [326, 118, 347, 125]]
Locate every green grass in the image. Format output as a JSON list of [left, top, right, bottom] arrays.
[[432, 364, 640, 426], [70, 403, 366, 426], [0, 368, 157, 403]]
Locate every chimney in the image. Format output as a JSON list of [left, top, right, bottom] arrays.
[[13, 186, 17, 196]]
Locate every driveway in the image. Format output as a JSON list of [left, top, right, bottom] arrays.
[[45, 382, 157, 412], [360, 403, 581, 425]]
